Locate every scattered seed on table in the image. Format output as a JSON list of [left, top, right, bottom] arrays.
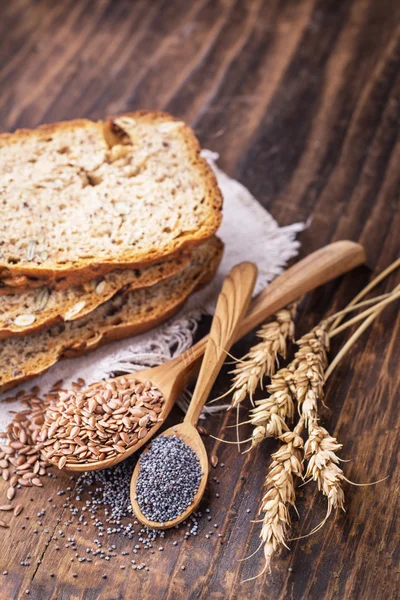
[[0, 406, 209, 577], [196, 425, 208, 436]]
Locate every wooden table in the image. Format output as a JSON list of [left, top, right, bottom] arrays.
[[1, 1, 399, 598]]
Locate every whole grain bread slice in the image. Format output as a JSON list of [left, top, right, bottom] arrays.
[[0, 250, 191, 339], [0, 111, 222, 290], [0, 238, 223, 393]]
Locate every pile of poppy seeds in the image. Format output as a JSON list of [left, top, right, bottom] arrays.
[[135, 435, 203, 523]]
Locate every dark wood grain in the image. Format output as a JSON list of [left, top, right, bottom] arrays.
[[0, 0, 399, 598]]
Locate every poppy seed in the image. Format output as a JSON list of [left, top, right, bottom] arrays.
[[136, 436, 202, 523]]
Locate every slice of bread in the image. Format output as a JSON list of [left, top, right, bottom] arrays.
[[0, 238, 223, 393], [0, 251, 191, 339], [0, 111, 222, 289]]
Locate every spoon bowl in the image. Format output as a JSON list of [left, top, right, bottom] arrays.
[[130, 423, 209, 528], [52, 240, 365, 472], [60, 360, 200, 473]]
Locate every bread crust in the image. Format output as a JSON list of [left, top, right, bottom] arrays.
[[0, 246, 191, 294], [0, 111, 223, 289]]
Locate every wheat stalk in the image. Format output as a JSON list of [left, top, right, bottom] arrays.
[[299, 289, 400, 522], [299, 281, 400, 523], [227, 304, 297, 408], [250, 325, 342, 576], [249, 367, 295, 446], [249, 323, 329, 447], [253, 419, 304, 578], [247, 292, 398, 446], [245, 260, 400, 578], [291, 323, 329, 409], [304, 423, 345, 523], [288, 323, 345, 523]]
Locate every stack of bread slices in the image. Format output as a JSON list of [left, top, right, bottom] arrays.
[[0, 111, 223, 393]]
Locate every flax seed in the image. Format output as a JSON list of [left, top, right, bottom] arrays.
[[41, 377, 164, 467], [210, 455, 219, 468], [58, 456, 67, 470]]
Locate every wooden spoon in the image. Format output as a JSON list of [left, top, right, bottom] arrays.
[[130, 262, 258, 529], [62, 240, 365, 472]]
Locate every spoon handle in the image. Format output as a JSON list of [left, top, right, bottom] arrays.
[[184, 262, 258, 426], [172, 240, 366, 386]]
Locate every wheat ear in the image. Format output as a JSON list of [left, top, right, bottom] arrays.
[[250, 263, 400, 577], [304, 423, 345, 523], [248, 322, 329, 447], [249, 367, 295, 446], [251, 419, 305, 579], [225, 304, 297, 408], [288, 323, 345, 520]]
